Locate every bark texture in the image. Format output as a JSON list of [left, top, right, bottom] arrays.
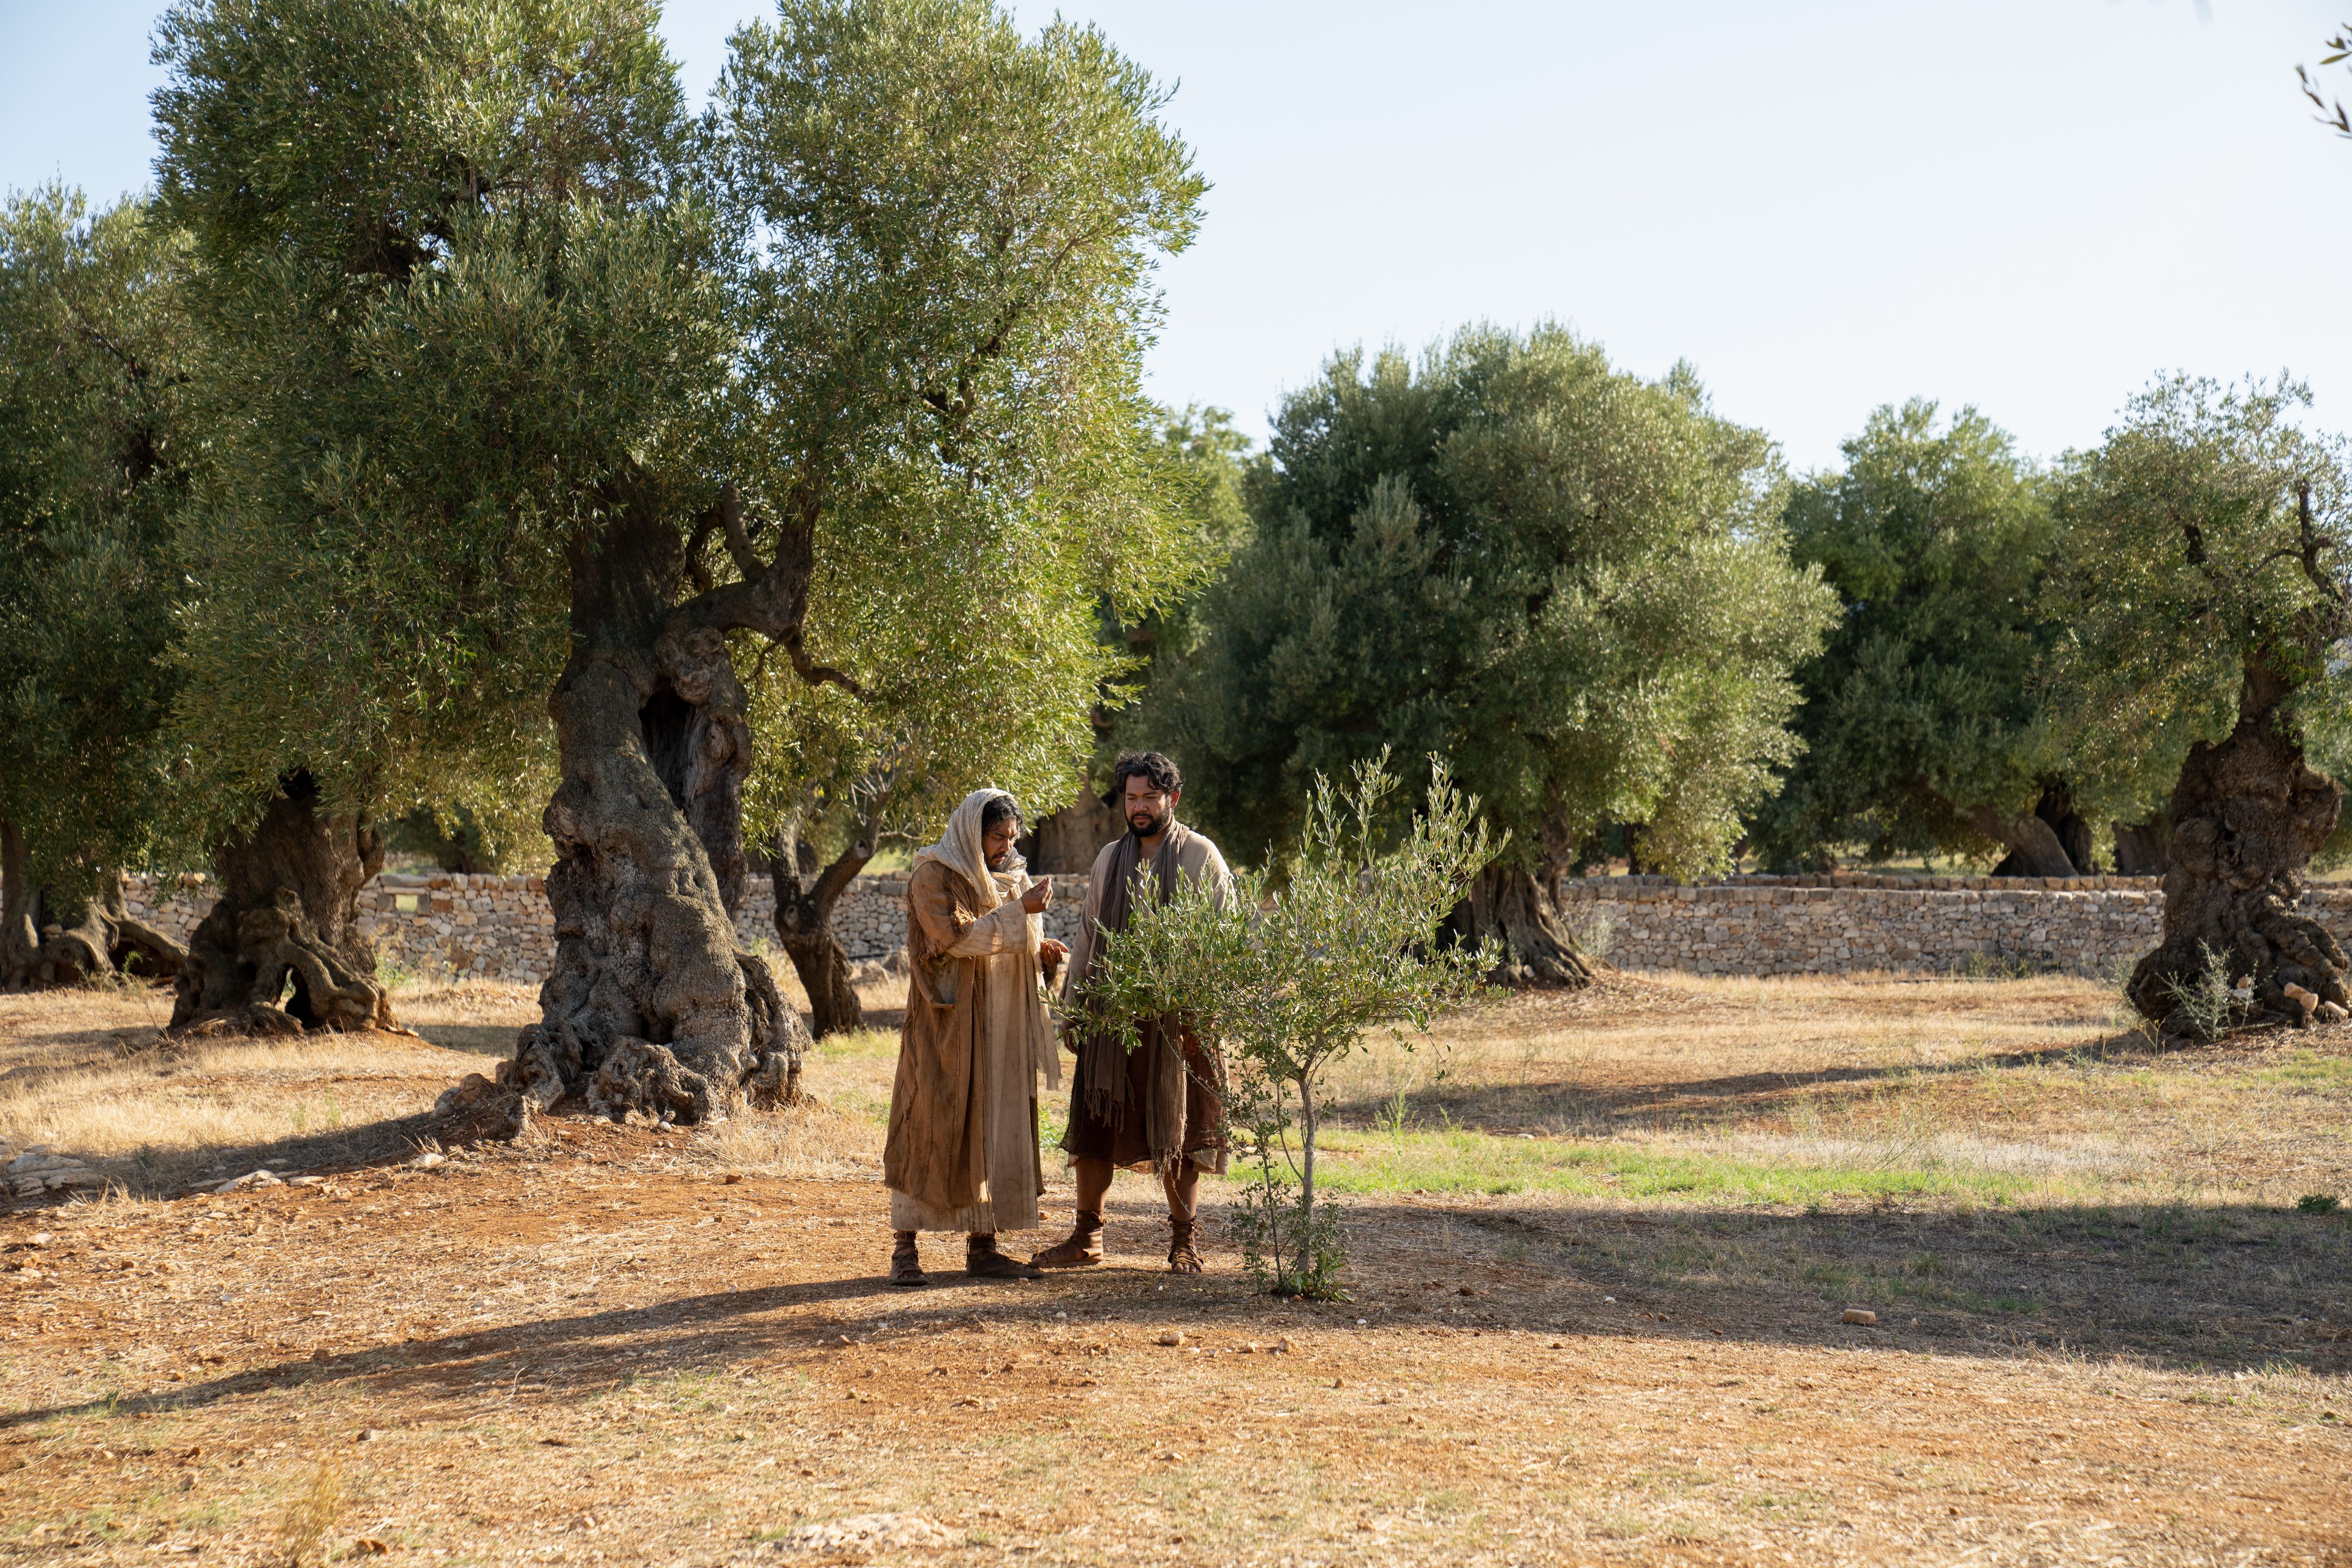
[[0, 829, 184, 990], [2128, 666, 2350, 1031], [773, 829, 873, 1039], [1446, 864, 1599, 989], [638, 638, 752, 920], [168, 774, 390, 1035], [1026, 788, 1120, 874], [510, 595, 807, 1123]]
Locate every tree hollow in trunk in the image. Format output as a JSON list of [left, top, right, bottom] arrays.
[[510, 624, 807, 1123], [2128, 674, 2349, 1031], [168, 772, 390, 1035], [1446, 863, 1598, 989]]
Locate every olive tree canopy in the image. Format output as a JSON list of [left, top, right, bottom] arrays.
[[1148, 325, 1838, 985], [0, 186, 191, 989], [1752, 401, 2103, 877], [2046, 375, 2352, 1030]]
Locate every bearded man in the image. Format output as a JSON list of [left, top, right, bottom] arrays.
[[1033, 751, 1234, 1274], [882, 790, 1069, 1287]]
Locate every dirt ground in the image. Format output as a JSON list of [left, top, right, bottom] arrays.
[[1, 971, 2347, 1566]]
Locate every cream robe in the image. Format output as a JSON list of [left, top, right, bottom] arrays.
[[885, 860, 1058, 1234]]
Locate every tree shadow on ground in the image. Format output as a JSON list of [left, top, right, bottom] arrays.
[[1336, 1194, 2352, 1378], [849, 1002, 906, 1035], [0, 996, 179, 1081], [1320, 1027, 2292, 1133], [91, 1110, 447, 1197], [11, 1190, 2344, 1434], [406, 1022, 517, 1057]]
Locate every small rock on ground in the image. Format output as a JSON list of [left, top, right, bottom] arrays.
[[781, 1513, 955, 1551], [6, 1147, 104, 1196]]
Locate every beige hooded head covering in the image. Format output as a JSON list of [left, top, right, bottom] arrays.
[[910, 788, 1021, 911]]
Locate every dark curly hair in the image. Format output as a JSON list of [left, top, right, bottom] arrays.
[[1112, 750, 1181, 795], [979, 793, 1023, 835]]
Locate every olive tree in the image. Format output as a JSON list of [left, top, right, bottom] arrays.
[[502, 0, 1210, 1111], [1753, 401, 2104, 876], [154, 0, 1208, 1118], [0, 186, 190, 989], [2046, 375, 2352, 1030], [152, 0, 676, 1036], [1149, 326, 1837, 985]]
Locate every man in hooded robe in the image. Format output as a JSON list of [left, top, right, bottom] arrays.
[[882, 790, 1068, 1286], [1033, 751, 1234, 1274]]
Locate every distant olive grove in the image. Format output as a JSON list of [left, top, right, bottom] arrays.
[[1123, 354, 2352, 1030]]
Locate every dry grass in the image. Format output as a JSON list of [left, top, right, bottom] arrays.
[[0, 980, 569, 1199], [390, 978, 541, 1058], [1, 971, 2346, 1566], [1320, 970, 2346, 1208], [2, 1030, 447, 1199], [273, 1456, 343, 1568], [0, 978, 908, 1199]]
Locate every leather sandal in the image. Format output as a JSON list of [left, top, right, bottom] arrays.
[[888, 1230, 927, 1287], [1167, 1219, 1203, 1275], [966, 1234, 1044, 1280], [1031, 1209, 1104, 1268]]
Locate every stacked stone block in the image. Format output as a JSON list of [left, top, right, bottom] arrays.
[[122, 870, 1091, 986], [124, 867, 2352, 984], [1562, 873, 2352, 979]]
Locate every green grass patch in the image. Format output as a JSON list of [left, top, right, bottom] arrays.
[[813, 1028, 901, 1063], [1307, 1126, 2040, 1207], [2257, 1052, 2352, 1091]]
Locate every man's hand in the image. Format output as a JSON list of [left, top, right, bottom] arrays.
[[1039, 937, 1068, 965], [1020, 879, 1053, 914]]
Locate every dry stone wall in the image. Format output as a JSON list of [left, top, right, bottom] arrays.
[[122, 867, 2352, 986], [1564, 873, 2352, 979], [123, 870, 1091, 986]]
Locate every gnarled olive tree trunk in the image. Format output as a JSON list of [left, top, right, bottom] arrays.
[[505, 511, 809, 1125], [773, 828, 875, 1039], [1967, 781, 2092, 879], [1, 825, 185, 990], [1446, 863, 1598, 989], [169, 772, 391, 1035], [2129, 662, 2349, 1031]]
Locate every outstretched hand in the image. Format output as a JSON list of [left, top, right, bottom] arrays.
[[1039, 937, 1069, 964], [1021, 879, 1053, 914]]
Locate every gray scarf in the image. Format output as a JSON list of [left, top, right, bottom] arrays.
[[1076, 820, 1193, 1166]]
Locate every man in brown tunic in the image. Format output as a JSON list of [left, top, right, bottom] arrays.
[[882, 790, 1068, 1286], [1033, 752, 1233, 1273]]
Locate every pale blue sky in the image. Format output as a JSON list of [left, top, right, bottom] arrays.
[[5, 0, 2347, 471]]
